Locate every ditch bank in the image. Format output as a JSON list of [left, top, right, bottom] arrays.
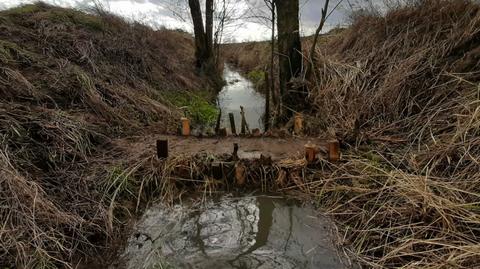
[[105, 139, 355, 269]]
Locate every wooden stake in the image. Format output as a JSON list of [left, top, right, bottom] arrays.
[[235, 162, 246, 186], [181, 117, 190, 136], [328, 139, 340, 162], [215, 109, 222, 135], [232, 143, 239, 161], [294, 113, 303, 135], [219, 127, 228, 137], [156, 139, 168, 159], [212, 162, 223, 180], [240, 106, 250, 135], [228, 112, 236, 135], [305, 142, 317, 163]]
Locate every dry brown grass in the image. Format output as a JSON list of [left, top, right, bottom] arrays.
[[178, 1, 480, 268], [222, 41, 273, 73], [132, 145, 479, 268], [0, 2, 214, 268], [303, 0, 480, 267], [1, 1, 479, 268]]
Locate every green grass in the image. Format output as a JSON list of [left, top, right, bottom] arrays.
[[163, 90, 218, 127], [246, 70, 265, 89], [105, 165, 135, 199]]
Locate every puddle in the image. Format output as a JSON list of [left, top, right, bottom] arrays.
[[218, 65, 265, 132], [120, 195, 346, 269]]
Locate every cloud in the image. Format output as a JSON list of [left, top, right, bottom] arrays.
[[1, 0, 387, 41]]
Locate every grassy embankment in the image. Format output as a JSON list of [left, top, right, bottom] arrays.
[[209, 0, 480, 267], [0, 3, 219, 268], [1, 1, 480, 268]]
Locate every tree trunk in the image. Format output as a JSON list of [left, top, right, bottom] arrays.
[[264, 1, 276, 131], [265, 71, 271, 131], [188, 0, 207, 68], [205, 0, 214, 60], [269, 2, 276, 128], [276, 0, 302, 119]]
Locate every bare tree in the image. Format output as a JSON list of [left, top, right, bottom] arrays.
[[276, 0, 302, 118], [188, 0, 210, 69], [244, 0, 278, 129], [308, 0, 330, 63], [213, 0, 227, 62], [264, 0, 275, 130], [205, 0, 214, 60]]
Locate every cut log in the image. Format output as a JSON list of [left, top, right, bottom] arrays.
[[181, 117, 190, 136], [305, 142, 317, 163], [219, 127, 228, 137], [252, 128, 262, 137], [212, 162, 223, 180], [156, 139, 168, 159], [294, 113, 303, 135], [328, 139, 340, 162], [235, 162, 246, 186]]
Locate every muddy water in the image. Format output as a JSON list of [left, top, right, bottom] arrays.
[[218, 65, 265, 132], [120, 195, 346, 269]]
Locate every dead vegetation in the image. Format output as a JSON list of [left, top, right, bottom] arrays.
[[216, 0, 480, 268], [305, 0, 480, 267], [1, 0, 479, 268], [0, 2, 215, 268]]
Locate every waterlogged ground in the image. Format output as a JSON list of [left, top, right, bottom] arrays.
[[218, 65, 265, 132], [119, 195, 346, 269]]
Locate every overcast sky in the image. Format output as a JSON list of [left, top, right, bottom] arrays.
[[0, 0, 385, 41]]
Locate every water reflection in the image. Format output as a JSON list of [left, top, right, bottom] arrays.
[[121, 196, 345, 269], [218, 65, 265, 132]]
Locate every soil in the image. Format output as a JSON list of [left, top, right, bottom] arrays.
[[110, 134, 330, 161]]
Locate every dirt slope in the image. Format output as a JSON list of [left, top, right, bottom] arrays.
[[223, 0, 480, 268], [0, 3, 214, 268]]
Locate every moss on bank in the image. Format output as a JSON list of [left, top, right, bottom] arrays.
[[163, 90, 219, 127]]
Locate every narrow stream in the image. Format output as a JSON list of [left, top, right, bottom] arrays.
[[117, 67, 347, 269], [120, 195, 346, 269], [218, 65, 265, 132]]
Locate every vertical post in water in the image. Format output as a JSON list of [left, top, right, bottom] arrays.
[[215, 108, 222, 135], [240, 106, 250, 135], [229, 112, 236, 135], [265, 71, 271, 131]]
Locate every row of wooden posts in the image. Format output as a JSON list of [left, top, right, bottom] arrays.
[[161, 109, 341, 162], [180, 111, 254, 137], [180, 109, 305, 137], [156, 139, 339, 162], [156, 138, 340, 163], [219, 106, 254, 136]]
